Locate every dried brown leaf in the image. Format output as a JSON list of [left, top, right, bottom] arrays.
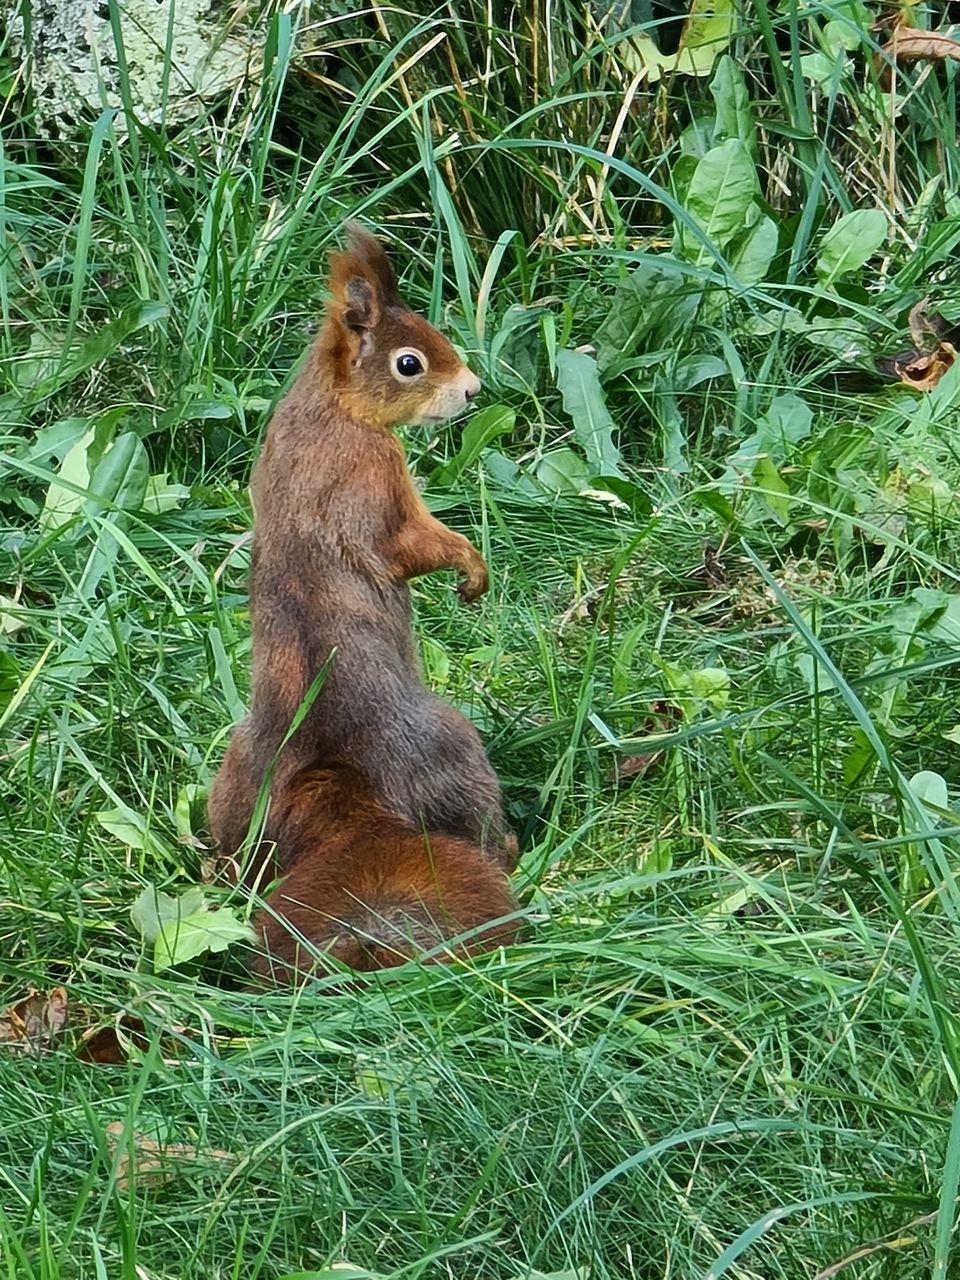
[[907, 297, 937, 349], [877, 26, 960, 87], [0, 987, 68, 1053], [893, 341, 956, 390], [77, 1017, 150, 1065], [884, 27, 960, 63], [608, 701, 681, 786], [105, 1121, 234, 1191]]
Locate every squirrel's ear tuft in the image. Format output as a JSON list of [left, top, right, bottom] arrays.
[[327, 249, 381, 334], [341, 275, 377, 333], [344, 221, 399, 304]]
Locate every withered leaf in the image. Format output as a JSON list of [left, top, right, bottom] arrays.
[[78, 1017, 150, 1065], [884, 28, 960, 64], [878, 27, 960, 87], [608, 701, 681, 786], [0, 987, 68, 1053], [105, 1121, 234, 1191], [894, 341, 956, 391]]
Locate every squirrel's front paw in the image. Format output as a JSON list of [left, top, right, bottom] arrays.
[[457, 558, 489, 604]]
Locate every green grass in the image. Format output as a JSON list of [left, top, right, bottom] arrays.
[[3, 2, 960, 1277]]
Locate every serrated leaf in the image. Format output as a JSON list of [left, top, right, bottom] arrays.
[[594, 257, 698, 376], [816, 209, 888, 286], [153, 908, 254, 971], [131, 885, 252, 969], [130, 885, 207, 944], [555, 350, 625, 479]]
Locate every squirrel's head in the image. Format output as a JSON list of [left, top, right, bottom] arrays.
[[320, 223, 481, 430]]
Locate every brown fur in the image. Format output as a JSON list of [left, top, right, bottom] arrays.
[[208, 224, 518, 965], [249, 768, 519, 982]]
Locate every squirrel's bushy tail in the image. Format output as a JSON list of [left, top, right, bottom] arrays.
[[249, 767, 520, 982]]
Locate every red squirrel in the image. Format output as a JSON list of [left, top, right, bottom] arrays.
[[208, 224, 519, 975]]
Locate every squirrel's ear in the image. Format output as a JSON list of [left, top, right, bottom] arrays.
[[344, 221, 399, 304], [341, 274, 378, 334]]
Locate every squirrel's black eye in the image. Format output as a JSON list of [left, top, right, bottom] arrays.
[[396, 352, 424, 378]]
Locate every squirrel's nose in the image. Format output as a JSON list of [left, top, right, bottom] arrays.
[[464, 376, 481, 402]]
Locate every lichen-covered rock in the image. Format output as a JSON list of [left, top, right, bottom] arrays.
[[6, 0, 256, 136]]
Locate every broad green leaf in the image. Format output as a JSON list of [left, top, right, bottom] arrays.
[[487, 303, 548, 390], [481, 449, 540, 498], [618, 30, 672, 81], [710, 55, 756, 155], [153, 907, 254, 971], [720, 393, 812, 491], [12, 303, 167, 398], [536, 447, 592, 495], [419, 635, 450, 689], [763, 393, 814, 446], [555, 349, 625, 478], [0, 650, 19, 716], [681, 138, 758, 259], [799, 51, 849, 87], [729, 214, 778, 285], [84, 432, 149, 519], [143, 473, 191, 514], [816, 209, 888, 286], [803, 317, 871, 362], [661, 661, 731, 713], [275, 1268, 382, 1280], [131, 885, 254, 970], [657, 385, 689, 475], [0, 595, 26, 636], [513, 1271, 589, 1280], [909, 770, 949, 813], [673, 354, 729, 391], [429, 403, 516, 488], [78, 432, 151, 597], [754, 455, 792, 524], [675, 0, 737, 76], [98, 807, 168, 858], [174, 784, 205, 842], [924, 595, 960, 645], [26, 418, 89, 465], [131, 885, 207, 943], [39, 428, 94, 534]]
